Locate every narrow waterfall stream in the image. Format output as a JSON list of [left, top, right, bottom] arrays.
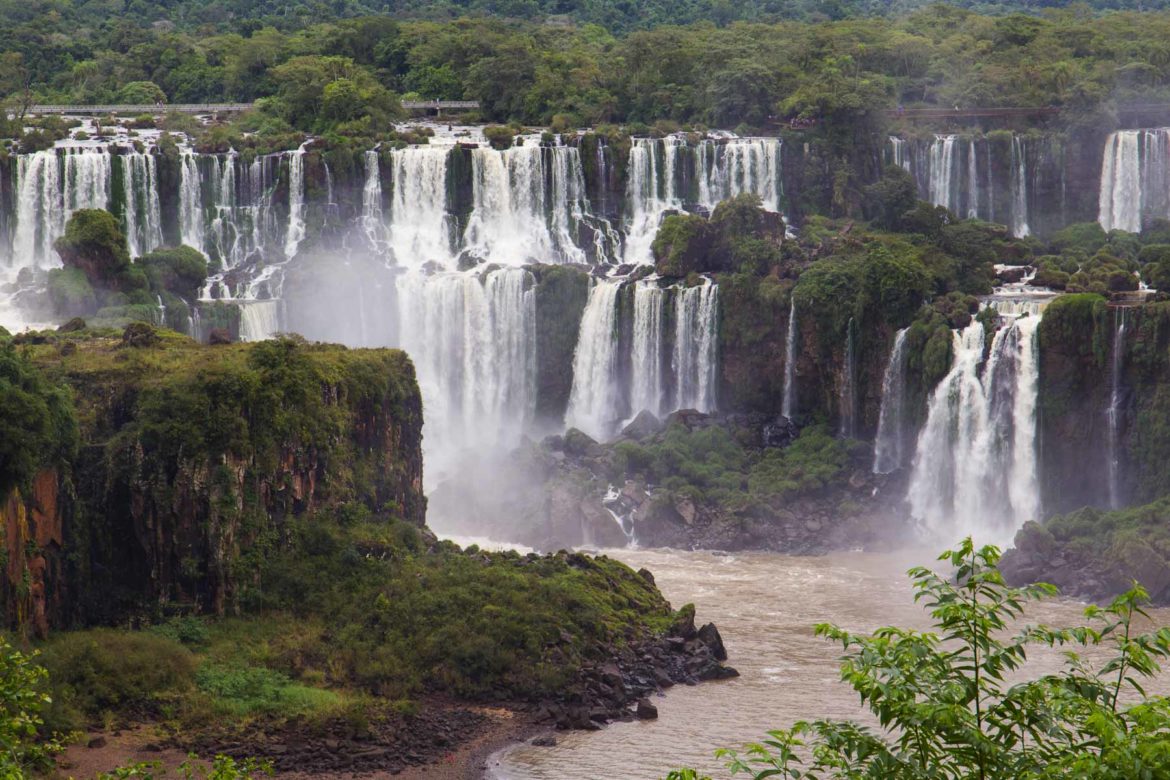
[[781, 300, 797, 419], [873, 327, 910, 474], [1108, 307, 1130, 509]]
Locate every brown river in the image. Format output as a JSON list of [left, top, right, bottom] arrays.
[[479, 545, 1170, 780]]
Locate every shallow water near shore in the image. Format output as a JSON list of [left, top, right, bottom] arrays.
[[485, 546, 1170, 780]]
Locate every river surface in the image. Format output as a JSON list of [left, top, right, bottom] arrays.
[[481, 545, 1170, 780]]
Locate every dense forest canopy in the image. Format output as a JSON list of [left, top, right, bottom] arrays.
[[4, 0, 1170, 33], [6, 2, 1170, 132]]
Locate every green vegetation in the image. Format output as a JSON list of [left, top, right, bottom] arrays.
[[9, 4, 1170, 136], [37, 517, 678, 735], [46, 210, 210, 329], [653, 195, 784, 277], [667, 540, 1170, 780], [610, 423, 854, 510], [0, 343, 77, 497]]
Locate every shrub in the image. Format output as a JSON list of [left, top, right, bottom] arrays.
[[39, 630, 196, 730], [667, 540, 1170, 780]]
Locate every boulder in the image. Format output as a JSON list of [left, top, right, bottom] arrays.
[[58, 317, 87, 332], [635, 698, 658, 720], [697, 622, 727, 661], [621, 410, 663, 440]]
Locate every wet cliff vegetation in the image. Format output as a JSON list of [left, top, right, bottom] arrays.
[[0, 325, 721, 770]]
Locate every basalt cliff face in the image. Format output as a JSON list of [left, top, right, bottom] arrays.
[[3, 328, 424, 632]]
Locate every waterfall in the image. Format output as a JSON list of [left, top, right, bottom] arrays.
[[179, 151, 204, 255], [907, 310, 1042, 545], [396, 268, 536, 478], [239, 300, 281, 341], [889, 137, 910, 171], [1011, 135, 1031, 237], [873, 327, 910, 474], [387, 146, 454, 268], [839, 318, 856, 438], [695, 138, 782, 212], [674, 280, 719, 412], [966, 141, 979, 219], [14, 148, 112, 269], [928, 135, 959, 213], [1099, 129, 1169, 233], [121, 153, 163, 258], [781, 300, 797, 419], [283, 145, 306, 258], [361, 150, 384, 249], [1107, 308, 1129, 509], [629, 281, 667, 419], [624, 136, 686, 265], [188, 152, 286, 280], [464, 144, 590, 266], [565, 280, 623, 440]]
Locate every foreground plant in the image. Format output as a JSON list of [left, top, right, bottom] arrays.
[[667, 539, 1170, 780]]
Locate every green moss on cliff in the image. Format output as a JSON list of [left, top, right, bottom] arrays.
[[0, 345, 77, 498], [24, 330, 424, 623]]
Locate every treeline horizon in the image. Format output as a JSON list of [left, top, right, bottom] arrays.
[[5, 2, 1170, 136]]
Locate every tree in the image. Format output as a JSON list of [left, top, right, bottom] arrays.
[[666, 540, 1170, 780], [117, 80, 168, 104], [268, 55, 401, 131], [0, 346, 77, 500], [53, 209, 137, 290]]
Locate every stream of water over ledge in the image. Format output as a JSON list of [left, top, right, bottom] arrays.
[[484, 547, 1170, 780]]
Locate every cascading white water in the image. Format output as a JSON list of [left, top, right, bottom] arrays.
[[565, 280, 623, 441], [13, 148, 112, 269], [179, 151, 204, 256], [121, 153, 163, 258], [193, 152, 284, 285], [387, 145, 454, 268], [907, 309, 1042, 545], [1099, 129, 1170, 233], [1107, 307, 1129, 509], [239, 300, 281, 341], [674, 280, 719, 413], [839, 317, 856, 439], [464, 144, 591, 265], [966, 141, 979, 219], [1011, 135, 1031, 237], [695, 138, 782, 212], [629, 281, 667, 419], [396, 267, 537, 478], [873, 327, 910, 474], [361, 150, 384, 249], [889, 137, 909, 171], [283, 146, 306, 258], [928, 135, 959, 214], [624, 136, 686, 265], [781, 300, 797, 419]]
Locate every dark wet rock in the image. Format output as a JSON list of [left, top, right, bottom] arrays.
[[635, 699, 658, 719], [762, 415, 798, 448], [531, 735, 557, 747], [697, 622, 727, 661], [621, 410, 663, 440], [208, 327, 233, 345]]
